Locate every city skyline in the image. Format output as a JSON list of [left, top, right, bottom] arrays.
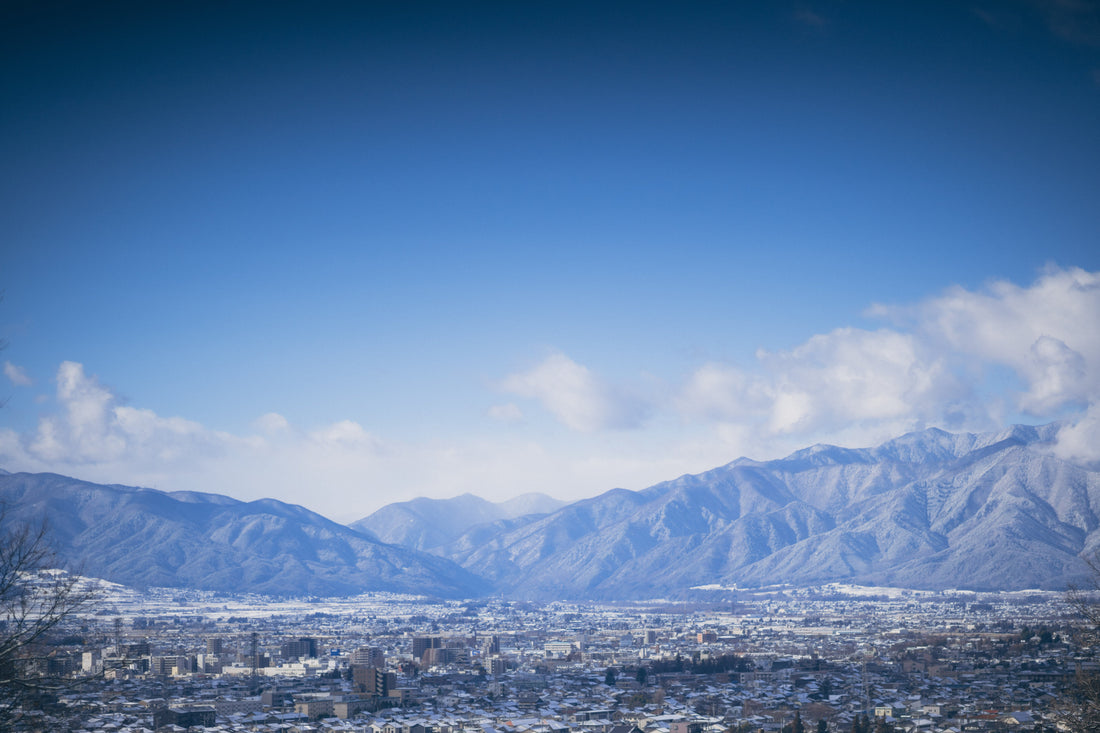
[[2, 1, 1099, 521]]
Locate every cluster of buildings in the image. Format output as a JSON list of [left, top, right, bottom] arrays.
[[7, 584, 1095, 732]]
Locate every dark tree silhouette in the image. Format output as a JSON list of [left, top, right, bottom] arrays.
[[1063, 554, 1100, 731], [0, 510, 98, 727]]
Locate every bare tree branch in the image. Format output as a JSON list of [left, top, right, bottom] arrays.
[[1059, 552, 1100, 732], [0, 505, 100, 725]]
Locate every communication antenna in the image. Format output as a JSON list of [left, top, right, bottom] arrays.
[[861, 646, 876, 715], [250, 632, 259, 678], [862, 658, 870, 714]]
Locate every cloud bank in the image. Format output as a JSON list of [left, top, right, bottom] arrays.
[[499, 352, 648, 432], [503, 266, 1100, 460], [1, 266, 1097, 519]]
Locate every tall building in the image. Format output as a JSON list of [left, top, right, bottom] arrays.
[[124, 642, 151, 658], [351, 646, 385, 667], [151, 655, 190, 675], [421, 646, 457, 666], [153, 707, 215, 729], [261, 688, 294, 708], [281, 637, 318, 660], [411, 636, 442, 660], [240, 651, 271, 669], [352, 666, 396, 696], [544, 641, 574, 659], [82, 650, 102, 673], [195, 654, 221, 674]]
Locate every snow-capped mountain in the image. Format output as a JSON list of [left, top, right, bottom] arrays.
[[0, 472, 488, 597], [350, 492, 564, 552], [413, 423, 1098, 597], [3, 423, 1095, 599]]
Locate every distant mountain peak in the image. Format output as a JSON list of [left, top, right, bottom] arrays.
[[349, 490, 564, 553]]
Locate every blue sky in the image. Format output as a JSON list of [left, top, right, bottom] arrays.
[[2, 1, 1099, 521]]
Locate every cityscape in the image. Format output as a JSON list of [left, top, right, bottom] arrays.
[[4, 1, 1100, 731], [7, 582, 1096, 731]]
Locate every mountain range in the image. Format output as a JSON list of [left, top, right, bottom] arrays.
[[2, 423, 1098, 598], [423, 423, 1100, 597], [0, 472, 489, 598]]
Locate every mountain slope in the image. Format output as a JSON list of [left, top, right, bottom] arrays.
[[0, 473, 489, 597], [350, 491, 564, 552], [432, 423, 1097, 597]]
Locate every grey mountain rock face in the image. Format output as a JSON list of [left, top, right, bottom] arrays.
[[0, 473, 488, 597]]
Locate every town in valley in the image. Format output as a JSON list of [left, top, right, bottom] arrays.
[[11, 582, 1095, 732]]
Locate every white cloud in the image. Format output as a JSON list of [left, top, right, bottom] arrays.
[[487, 402, 524, 423], [676, 328, 969, 441], [904, 266, 1100, 415], [1022, 335, 1088, 414], [0, 363, 389, 518], [309, 419, 379, 451], [114, 406, 208, 449], [3, 361, 32, 387], [12, 362, 230, 468], [673, 266, 1100, 457], [500, 352, 648, 432], [253, 412, 290, 434], [881, 266, 1100, 461], [1052, 402, 1100, 467], [757, 327, 963, 433], [32, 361, 126, 463], [676, 362, 765, 421]]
